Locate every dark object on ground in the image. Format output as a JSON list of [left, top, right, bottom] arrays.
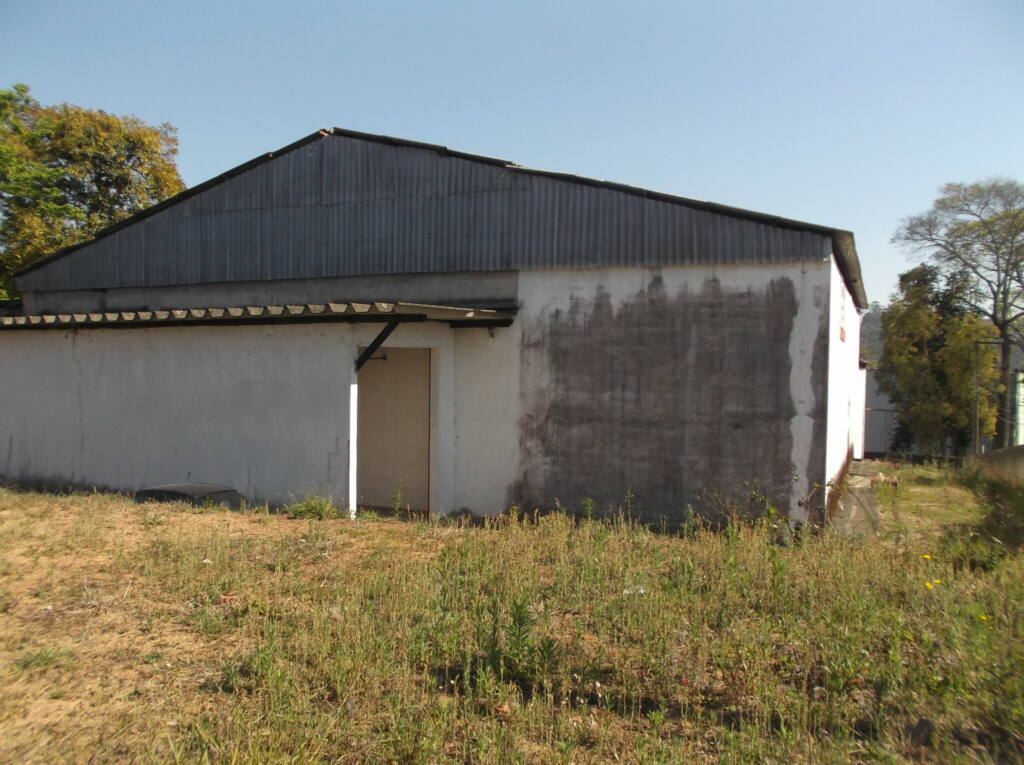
[[853, 717, 881, 741], [134, 483, 244, 509], [908, 717, 936, 747]]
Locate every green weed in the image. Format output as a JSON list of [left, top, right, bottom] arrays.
[[14, 647, 75, 672], [284, 495, 340, 520]]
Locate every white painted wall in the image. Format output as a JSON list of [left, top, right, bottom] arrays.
[[0, 317, 518, 517], [780, 261, 832, 521], [864, 369, 898, 455], [824, 255, 864, 490], [0, 324, 354, 506], [453, 324, 522, 514]]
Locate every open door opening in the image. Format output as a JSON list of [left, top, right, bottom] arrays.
[[355, 346, 431, 514]]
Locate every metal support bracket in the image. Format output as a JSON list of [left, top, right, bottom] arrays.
[[355, 321, 400, 371]]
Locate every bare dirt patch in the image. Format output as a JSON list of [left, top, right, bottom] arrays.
[[0, 489, 442, 763]]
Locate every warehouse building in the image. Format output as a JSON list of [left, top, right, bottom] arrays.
[[0, 128, 866, 524]]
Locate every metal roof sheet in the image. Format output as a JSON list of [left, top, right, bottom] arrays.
[[15, 128, 867, 308]]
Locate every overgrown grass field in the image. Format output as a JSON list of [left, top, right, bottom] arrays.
[[0, 464, 1021, 762]]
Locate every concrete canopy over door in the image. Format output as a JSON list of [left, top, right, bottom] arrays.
[[356, 347, 431, 511]]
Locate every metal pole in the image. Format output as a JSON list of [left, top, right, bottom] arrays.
[[973, 342, 980, 456]]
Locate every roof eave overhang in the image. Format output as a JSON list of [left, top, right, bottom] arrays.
[[830, 230, 868, 309], [0, 301, 515, 331]]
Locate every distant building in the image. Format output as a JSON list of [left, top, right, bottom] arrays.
[[861, 308, 1024, 458], [864, 369, 898, 457], [0, 128, 867, 524]]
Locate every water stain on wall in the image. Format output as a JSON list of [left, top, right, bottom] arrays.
[[515, 274, 823, 525]]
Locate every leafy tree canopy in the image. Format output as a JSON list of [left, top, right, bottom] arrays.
[[878, 265, 1000, 455], [0, 83, 185, 298], [893, 178, 1024, 447]]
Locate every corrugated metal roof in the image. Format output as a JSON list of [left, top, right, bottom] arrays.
[[15, 128, 867, 307], [0, 301, 514, 330]]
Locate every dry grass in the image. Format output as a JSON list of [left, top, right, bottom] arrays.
[[0, 464, 1021, 763]]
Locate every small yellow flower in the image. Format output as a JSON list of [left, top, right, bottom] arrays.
[[933, 579, 942, 584], [979, 615, 990, 621], [922, 554, 933, 560], [924, 582, 933, 589]]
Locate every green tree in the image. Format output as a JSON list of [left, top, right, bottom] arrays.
[[877, 266, 1000, 455], [893, 179, 1024, 447], [0, 83, 184, 298]]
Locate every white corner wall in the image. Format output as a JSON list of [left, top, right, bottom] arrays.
[[824, 255, 864, 489], [0, 324, 355, 506]]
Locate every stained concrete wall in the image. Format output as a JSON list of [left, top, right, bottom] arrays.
[[0, 323, 354, 506], [513, 263, 832, 524]]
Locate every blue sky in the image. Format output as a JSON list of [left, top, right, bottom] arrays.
[[2, 0, 1021, 305]]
